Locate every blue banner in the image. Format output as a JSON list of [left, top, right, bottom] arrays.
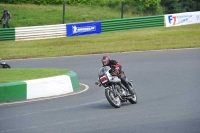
[[66, 21, 101, 37]]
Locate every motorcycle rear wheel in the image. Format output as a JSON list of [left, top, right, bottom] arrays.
[[105, 89, 121, 108], [128, 92, 137, 104]]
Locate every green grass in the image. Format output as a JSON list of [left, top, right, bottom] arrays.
[[0, 68, 70, 83], [0, 24, 200, 60], [0, 4, 136, 27]]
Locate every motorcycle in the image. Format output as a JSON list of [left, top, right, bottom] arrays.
[[95, 66, 137, 108], [0, 58, 11, 68]]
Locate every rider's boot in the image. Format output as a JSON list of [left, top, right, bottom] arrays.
[[121, 78, 134, 95], [6, 24, 10, 28]]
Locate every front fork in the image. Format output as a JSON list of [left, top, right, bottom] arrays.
[[107, 85, 127, 101]]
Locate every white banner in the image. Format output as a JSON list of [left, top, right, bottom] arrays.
[[164, 11, 200, 27]]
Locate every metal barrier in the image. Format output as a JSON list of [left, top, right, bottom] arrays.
[[15, 24, 66, 41], [0, 15, 164, 41], [101, 15, 164, 32], [0, 28, 15, 41]]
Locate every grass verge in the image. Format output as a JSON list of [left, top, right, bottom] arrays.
[[0, 68, 70, 83], [0, 24, 200, 60]]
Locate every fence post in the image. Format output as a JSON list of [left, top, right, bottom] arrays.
[[121, 1, 124, 19], [63, 4, 65, 24]]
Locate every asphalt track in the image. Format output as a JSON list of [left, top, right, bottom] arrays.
[[0, 48, 200, 133]]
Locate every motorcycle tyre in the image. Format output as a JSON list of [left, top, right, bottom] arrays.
[[128, 92, 137, 104], [105, 89, 121, 108], [3, 64, 11, 68]]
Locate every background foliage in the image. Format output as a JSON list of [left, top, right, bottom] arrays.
[[0, 0, 199, 14], [0, 0, 199, 27], [0, 0, 161, 14], [161, 0, 200, 14]]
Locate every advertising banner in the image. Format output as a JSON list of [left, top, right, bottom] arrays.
[[164, 11, 200, 27], [66, 21, 101, 37]]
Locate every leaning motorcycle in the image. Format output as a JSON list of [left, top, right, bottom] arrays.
[[0, 58, 11, 68], [95, 66, 137, 108]]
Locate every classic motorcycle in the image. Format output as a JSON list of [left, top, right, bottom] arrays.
[[95, 66, 137, 108], [0, 58, 11, 68]]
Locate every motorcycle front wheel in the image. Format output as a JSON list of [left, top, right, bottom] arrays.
[[105, 89, 121, 108]]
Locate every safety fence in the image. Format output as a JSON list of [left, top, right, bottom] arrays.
[[101, 15, 164, 32], [0, 28, 15, 41], [0, 15, 164, 41], [0, 11, 199, 41], [15, 24, 66, 41]]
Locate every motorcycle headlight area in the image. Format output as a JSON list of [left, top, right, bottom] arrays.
[[99, 75, 109, 84]]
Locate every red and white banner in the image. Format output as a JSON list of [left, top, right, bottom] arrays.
[[164, 11, 200, 27]]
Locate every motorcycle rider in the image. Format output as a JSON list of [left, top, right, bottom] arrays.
[[97, 55, 135, 95]]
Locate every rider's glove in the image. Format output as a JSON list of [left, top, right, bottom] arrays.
[[95, 81, 102, 87], [95, 81, 99, 85]]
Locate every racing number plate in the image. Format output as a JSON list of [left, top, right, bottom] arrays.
[[100, 76, 108, 84]]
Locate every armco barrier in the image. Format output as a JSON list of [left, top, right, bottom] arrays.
[[0, 28, 15, 41], [0, 15, 164, 41], [101, 15, 164, 32], [15, 24, 66, 41], [0, 71, 80, 102]]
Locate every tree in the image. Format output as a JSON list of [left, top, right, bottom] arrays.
[[161, 0, 181, 14], [161, 0, 200, 14], [183, 0, 200, 12]]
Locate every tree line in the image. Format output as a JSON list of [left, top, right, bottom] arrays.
[[161, 0, 200, 14], [1, 0, 199, 14]]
